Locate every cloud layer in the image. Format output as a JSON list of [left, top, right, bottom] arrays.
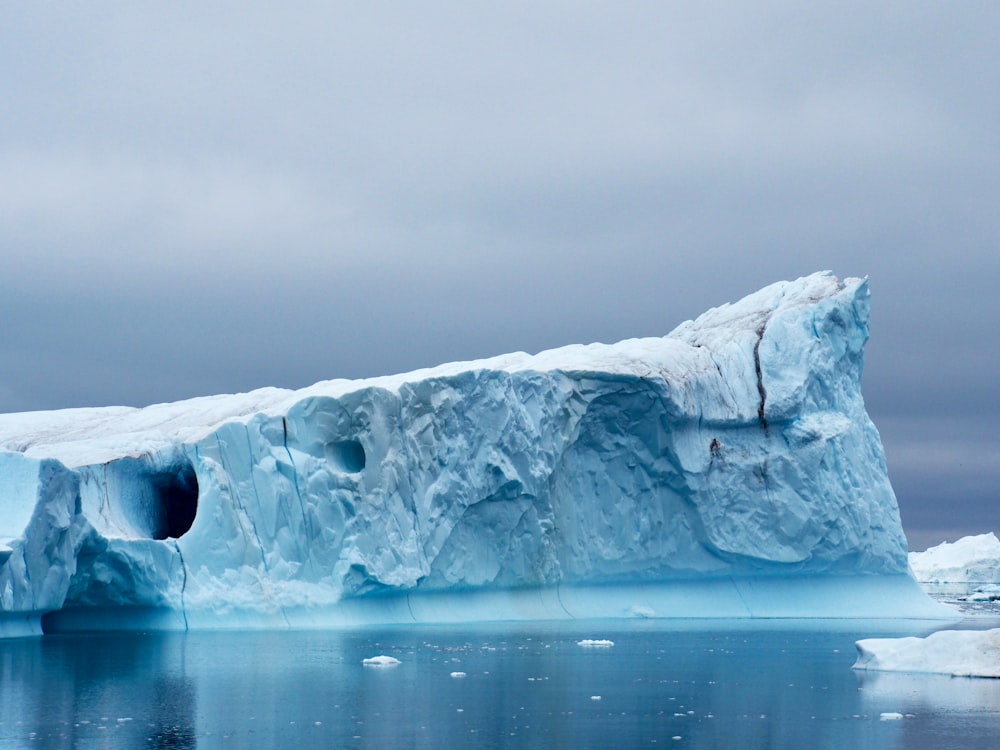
[[2, 2, 997, 548]]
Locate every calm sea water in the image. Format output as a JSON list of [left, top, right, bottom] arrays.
[[2, 617, 999, 749]]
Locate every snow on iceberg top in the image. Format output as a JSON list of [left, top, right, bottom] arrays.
[[0, 271, 864, 468]]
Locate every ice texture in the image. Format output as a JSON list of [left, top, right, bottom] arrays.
[[909, 533, 1000, 585], [854, 629, 1000, 678], [0, 272, 954, 636]]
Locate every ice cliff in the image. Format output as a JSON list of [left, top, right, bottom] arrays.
[[0, 272, 952, 636]]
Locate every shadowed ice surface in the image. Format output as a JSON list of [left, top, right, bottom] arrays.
[[2, 620, 999, 749]]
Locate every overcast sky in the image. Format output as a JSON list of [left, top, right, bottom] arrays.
[[1, 2, 996, 550]]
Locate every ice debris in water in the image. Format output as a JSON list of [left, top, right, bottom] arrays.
[[362, 655, 401, 667], [909, 533, 1000, 585], [577, 639, 615, 647]]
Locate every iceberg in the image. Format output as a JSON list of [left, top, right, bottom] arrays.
[[854, 629, 1000, 678], [0, 272, 954, 637], [909, 533, 1000, 599]]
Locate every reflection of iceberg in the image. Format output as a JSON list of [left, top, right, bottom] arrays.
[[854, 629, 1000, 678], [909, 533, 1000, 598], [0, 632, 197, 748], [856, 669, 1000, 712], [0, 273, 955, 636]]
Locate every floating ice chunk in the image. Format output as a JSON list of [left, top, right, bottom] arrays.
[[450, 671, 467, 678], [362, 655, 401, 667], [577, 639, 615, 647], [969, 587, 1000, 602], [879, 712, 904, 721], [853, 628, 1000, 678], [590, 695, 601, 701]]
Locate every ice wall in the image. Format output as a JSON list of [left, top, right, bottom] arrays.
[[0, 272, 953, 636]]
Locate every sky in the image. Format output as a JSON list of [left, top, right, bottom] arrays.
[[1, 2, 996, 551]]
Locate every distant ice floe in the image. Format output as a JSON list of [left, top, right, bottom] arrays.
[[362, 655, 401, 667], [854, 628, 1000, 678], [577, 639, 615, 648]]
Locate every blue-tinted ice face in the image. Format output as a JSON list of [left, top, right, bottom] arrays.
[[0, 273, 945, 636]]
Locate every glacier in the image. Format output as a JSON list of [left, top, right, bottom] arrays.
[[0, 271, 953, 637]]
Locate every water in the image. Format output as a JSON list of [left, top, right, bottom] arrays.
[[2, 619, 999, 749]]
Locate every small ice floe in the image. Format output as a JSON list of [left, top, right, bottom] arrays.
[[590, 695, 602, 701], [968, 588, 1000, 602], [853, 628, 1000, 678], [450, 671, 467, 679], [879, 712, 904, 721], [577, 639, 615, 648], [362, 655, 401, 667]]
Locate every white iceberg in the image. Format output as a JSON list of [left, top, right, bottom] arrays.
[[854, 628, 1000, 678], [0, 272, 954, 637], [362, 655, 401, 667], [909, 533, 1000, 595]]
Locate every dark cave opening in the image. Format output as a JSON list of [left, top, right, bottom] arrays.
[[326, 439, 366, 473], [149, 461, 199, 540]]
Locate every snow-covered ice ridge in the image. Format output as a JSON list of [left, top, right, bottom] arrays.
[[0, 272, 953, 637]]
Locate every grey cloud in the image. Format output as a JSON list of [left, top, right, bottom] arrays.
[[1, 2, 997, 547]]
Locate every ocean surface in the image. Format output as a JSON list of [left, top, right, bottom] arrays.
[[2, 612, 998, 749]]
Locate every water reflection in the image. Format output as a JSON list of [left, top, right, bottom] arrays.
[[1, 622, 998, 748], [857, 669, 1000, 711], [1, 632, 196, 748]]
